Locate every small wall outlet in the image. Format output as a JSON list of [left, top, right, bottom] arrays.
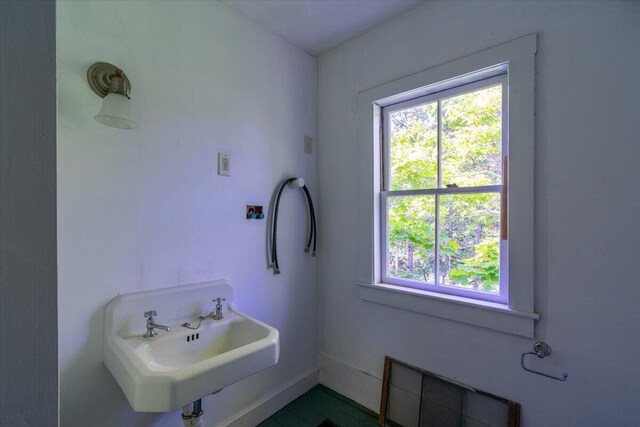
[[304, 135, 312, 154], [246, 205, 264, 219], [218, 153, 230, 176]]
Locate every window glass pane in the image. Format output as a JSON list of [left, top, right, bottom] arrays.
[[387, 195, 436, 283], [438, 193, 500, 294], [441, 85, 502, 188], [389, 102, 438, 190]]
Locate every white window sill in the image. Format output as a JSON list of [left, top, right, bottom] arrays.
[[358, 282, 539, 338]]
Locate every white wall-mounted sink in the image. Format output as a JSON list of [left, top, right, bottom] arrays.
[[103, 280, 279, 412]]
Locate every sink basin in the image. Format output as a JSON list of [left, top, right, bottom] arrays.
[[138, 318, 270, 371], [103, 280, 279, 412]]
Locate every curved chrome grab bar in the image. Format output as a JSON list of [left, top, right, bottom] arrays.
[[521, 341, 568, 382]]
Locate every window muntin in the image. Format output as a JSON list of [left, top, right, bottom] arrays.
[[381, 74, 508, 303]]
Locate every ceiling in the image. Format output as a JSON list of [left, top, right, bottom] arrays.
[[222, 0, 424, 56]]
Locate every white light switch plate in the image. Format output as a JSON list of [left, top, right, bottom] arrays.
[[304, 135, 312, 154], [218, 153, 230, 176]]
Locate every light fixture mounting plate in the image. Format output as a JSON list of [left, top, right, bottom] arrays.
[[87, 62, 131, 98]]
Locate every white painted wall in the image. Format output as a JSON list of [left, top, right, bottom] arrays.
[[57, 1, 317, 426], [0, 1, 58, 426], [317, 1, 640, 426]]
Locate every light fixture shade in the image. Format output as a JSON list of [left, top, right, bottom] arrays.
[[94, 93, 137, 129]]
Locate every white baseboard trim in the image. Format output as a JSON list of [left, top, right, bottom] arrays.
[[318, 353, 382, 415], [220, 367, 319, 427]]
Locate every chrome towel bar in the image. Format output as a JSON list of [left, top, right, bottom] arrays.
[[521, 341, 568, 382]]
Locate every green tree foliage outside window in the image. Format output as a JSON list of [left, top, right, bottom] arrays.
[[386, 84, 503, 294]]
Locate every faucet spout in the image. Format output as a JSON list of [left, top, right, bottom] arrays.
[[150, 322, 170, 332], [143, 310, 171, 338], [181, 297, 226, 331]]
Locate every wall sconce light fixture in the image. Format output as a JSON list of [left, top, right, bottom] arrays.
[[87, 62, 137, 129]]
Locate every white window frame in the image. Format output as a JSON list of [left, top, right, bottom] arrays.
[[356, 34, 539, 337], [381, 74, 508, 304]]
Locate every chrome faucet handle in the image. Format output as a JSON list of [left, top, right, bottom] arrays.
[[211, 298, 226, 320], [143, 310, 169, 338], [144, 310, 157, 319]]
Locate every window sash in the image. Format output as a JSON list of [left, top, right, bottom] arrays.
[[382, 74, 507, 193], [382, 185, 501, 197], [382, 73, 507, 115], [381, 191, 507, 303], [381, 75, 508, 304]]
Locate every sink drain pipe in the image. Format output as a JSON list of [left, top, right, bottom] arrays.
[[182, 399, 204, 427]]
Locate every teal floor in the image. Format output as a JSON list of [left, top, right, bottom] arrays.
[[258, 385, 379, 427]]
